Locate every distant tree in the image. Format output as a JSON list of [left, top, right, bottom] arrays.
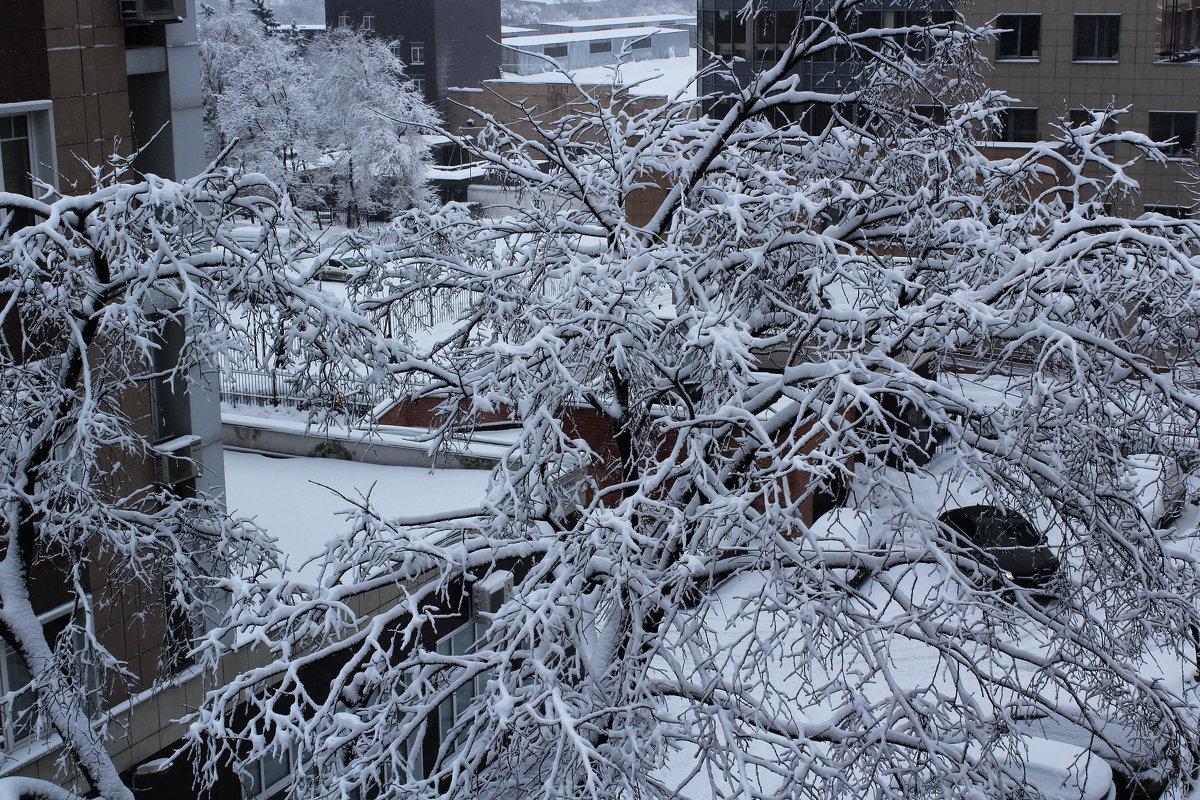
[[248, 0, 277, 31], [199, 14, 435, 222], [306, 28, 437, 223]]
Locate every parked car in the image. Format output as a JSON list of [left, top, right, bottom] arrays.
[[1126, 454, 1186, 527], [295, 247, 371, 283], [937, 505, 1059, 590]]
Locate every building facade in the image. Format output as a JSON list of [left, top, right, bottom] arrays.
[[325, 0, 501, 112], [502, 27, 690, 76], [963, 1, 1200, 215]]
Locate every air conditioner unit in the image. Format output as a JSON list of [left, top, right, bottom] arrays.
[[152, 434, 201, 487], [120, 0, 186, 23], [472, 570, 513, 617]]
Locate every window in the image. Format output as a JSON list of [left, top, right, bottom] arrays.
[[1148, 111, 1197, 157], [412, 77, 425, 95], [0, 606, 73, 753], [1, 103, 56, 233], [996, 14, 1040, 60], [1145, 204, 1194, 219], [240, 745, 295, 800], [1074, 14, 1119, 61], [995, 108, 1038, 143], [361, 13, 374, 32], [337, 12, 349, 27], [410, 41, 424, 65], [435, 622, 489, 749], [631, 35, 652, 50], [589, 39, 613, 55], [390, 43, 403, 58], [544, 43, 568, 59], [1161, 6, 1200, 61]]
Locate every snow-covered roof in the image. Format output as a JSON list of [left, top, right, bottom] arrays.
[[224, 449, 491, 577], [501, 25, 537, 35], [502, 27, 679, 47], [545, 14, 695, 29], [495, 51, 699, 98]]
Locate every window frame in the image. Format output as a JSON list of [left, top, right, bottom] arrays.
[[361, 13, 374, 32], [0, 101, 57, 196], [410, 41, 425, 65], [0, 603, 75, 754], [240, 743, 297, 800], [995, 107, 1039, 144], [1073, 14, 1120, 62], [1148, 110, 1198, 159], [995, 14, 1041, 61], [1144, 204, 1194, 219], [589, 39, 613, 55], [543, 43, 568, 59], [337, 11, 349, 27]]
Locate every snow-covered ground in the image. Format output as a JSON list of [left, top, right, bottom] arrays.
[[497, 49, 698, 98], [223, 450, 491, 576]]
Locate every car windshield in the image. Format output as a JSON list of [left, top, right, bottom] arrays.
[[978, 514, 1042, 549]]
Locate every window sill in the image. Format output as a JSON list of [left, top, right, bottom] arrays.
[[0, 734, 64, 774], [1071, 58, 1119, 64], [995, 57, 1040, 62]]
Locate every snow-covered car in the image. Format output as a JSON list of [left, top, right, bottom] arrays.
[[938, 505, 1059, 590], [226, 224, 292, 248], [1126, 454, 1186, 527], [296, 247, 371, 282]]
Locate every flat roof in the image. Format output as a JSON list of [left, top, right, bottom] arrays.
[[502, 27, 683, 47]]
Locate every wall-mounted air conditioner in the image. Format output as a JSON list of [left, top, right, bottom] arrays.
[[472, 570, 513, 617], [120, 0, 186, 23], [152, 434, 201, 487]]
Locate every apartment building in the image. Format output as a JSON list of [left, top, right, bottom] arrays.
[[0, 1, 224, 795], [325, 0, 501, 111], [501, 26, 690, 76], [963, 1, 1200, 215]]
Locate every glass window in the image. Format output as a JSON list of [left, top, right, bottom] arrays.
[[631, 36, 652, 50], [412, 77, 425, 95], [996, 108, 1038, 143], [1067, 109, 1116, 156], [240, 746, 294, 800], [589, 39, 612, 55], [410, 42, 424, 65], [0, 609, 72, 752], [996, 14, 1040, 60], [1074, 15, 1119, 61], [337, 12, 349, 27], [544, 43, 567, 58], [434, 622, 489, 749], [1162, 7, 1200, 61], [0, 115, 33, 197], [1149, 111, 1197, 157], [1145, 204, 1194, 219], [361, 13, 374, 32]]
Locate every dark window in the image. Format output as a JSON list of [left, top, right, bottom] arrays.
[[544, 43, 568, 59], [361, 13, 374, 31], [914, 104, 948, 126], [996, 108, 1038, 143], [0, 115, 33, 197], [589, 39, 613, 55], [996, 14, 1040, 59], [631, 36, 652, 50], [1074, 15, 1119, 60], [1162, 7, 1200, 61], [410, 42, 425, 65], [336, 11, 349, 27], [1148, 111, 1197, 157], [1145, 204, 1193, 219]]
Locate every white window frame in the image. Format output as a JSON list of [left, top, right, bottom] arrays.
[[361, 13, 374, 32], [0, 100, 58, 195], [337, 12, 350, 27], [0, 602, 74, 754], [410, 41, 425, 65], [240, 743, 297, 800], [435, 621, 488, 748]]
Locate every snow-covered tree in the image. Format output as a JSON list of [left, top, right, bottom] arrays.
[[306, 28, 437, 223], [190, 3, 1200, 800], [199, 12, 435, 221], [0, 156, 339, 799]]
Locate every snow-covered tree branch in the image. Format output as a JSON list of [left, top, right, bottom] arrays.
[[191, 2, 1200, 799]]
